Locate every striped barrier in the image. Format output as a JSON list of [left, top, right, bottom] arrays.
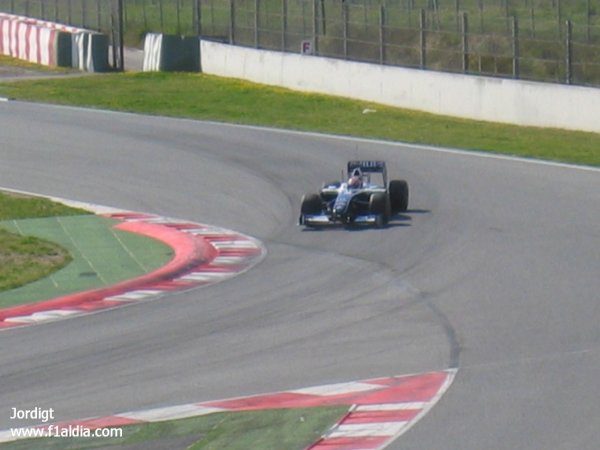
[[0, 12, 108, 72]]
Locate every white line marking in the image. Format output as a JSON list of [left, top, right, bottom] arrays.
[[291, 382, 378, 396], [105, 290, 163, 301], [5, 310, 81, 323], [327, 422, 408, 438], [186, 228, 238, 236], [210, 256, 248, 265], [200, 121, 600, 173], [118, 404, 226, 422], [177, 272, 233, 282], [56, 216, 108, 285], [209, 240, 257, 249], [355, 402, 427, 411], [18, 101, 600, 172], [108, 226, 152, 273]]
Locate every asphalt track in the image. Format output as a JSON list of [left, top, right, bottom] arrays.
[[0, 100, 599, 449]]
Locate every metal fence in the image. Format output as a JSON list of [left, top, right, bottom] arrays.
[[1, 0, 599, 87]]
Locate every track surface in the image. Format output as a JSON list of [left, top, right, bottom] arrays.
[[0, 101, 599, 449]]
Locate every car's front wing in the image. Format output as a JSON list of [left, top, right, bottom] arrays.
[[300, 214, 379, 226]]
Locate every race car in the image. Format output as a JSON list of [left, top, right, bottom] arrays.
[[299, 160, 409, 227]]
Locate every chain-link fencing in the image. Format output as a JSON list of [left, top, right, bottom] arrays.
[[1, 0, 599, 86]]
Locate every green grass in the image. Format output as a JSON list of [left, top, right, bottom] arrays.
[[0, 228, 72, 292], [0, 54, 74, 73], [2, 406, 348, 449], [0, 190, 90, 220], [0, 71, 598, 166]]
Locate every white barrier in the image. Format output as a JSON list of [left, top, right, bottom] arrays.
[[142, 33, 199, 72], [200, 40, 600, 134], [142, 33, 162, 71]]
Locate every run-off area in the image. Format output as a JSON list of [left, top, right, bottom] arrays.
[[0, 215, 173, 308]]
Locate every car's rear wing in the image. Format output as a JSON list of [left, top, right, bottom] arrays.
[[347, 160, 386, 174], [347, 160, 388, 186]]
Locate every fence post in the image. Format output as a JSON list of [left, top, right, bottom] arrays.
[[565, 19, 572, 84], [461, 12, 468, 73], [54, 0, 58, 22], [478, 0, 483, 33], [194, 0, 201, 36], [586, 0, 591, 43], [343, 1, 348, 59], [229, 0, 235, 44], [530, 7, 535, 38], [455, 0, 460, 32], [97, 0, 102, 30], [321, 0, 326, 35], [210, 0, 215, 35], [110, 5, 117, 68], [9, 0, 14, 14], [435, 0, 441, 30], [557, 0, 561, 37], [254, 0, 259, 48], [142, 0, 147, 30], [40, 0, 45, 20], [25, 0, 29, 17], [176, 0, 181, 35], [512, 16, 519, 78], [68, 0, 72, 24], [82, 0, 86, 27], [118, 0, 124, 70], [159, 0, 164, 32], [420, 8, 426, 69], [281, 0, 287, 51], [379, 4, 385, 64], [313, 0, 319, 55]]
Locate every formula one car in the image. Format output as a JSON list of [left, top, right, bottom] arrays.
[[299, 160, 409, 227]]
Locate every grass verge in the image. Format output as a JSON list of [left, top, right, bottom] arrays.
[[0, 54, 75, 73], [2, 406, 348, 449], [0, 228, 71, 292], [0, 71, 598, 166], [0, 190, 89, 220]]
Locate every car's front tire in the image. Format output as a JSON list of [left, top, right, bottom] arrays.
[[369, 192, 390, 227], [301, 193, 322, 215]]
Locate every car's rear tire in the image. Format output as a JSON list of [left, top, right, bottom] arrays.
[[389, 179, 409, 213], [301, 193, 322, 215], [369, 193, 390, 227]]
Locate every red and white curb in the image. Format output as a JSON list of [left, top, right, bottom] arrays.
[[0, 370, 456, 447], [0, 193, 266, 330]]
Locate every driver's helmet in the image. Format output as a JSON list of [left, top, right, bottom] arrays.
[[348, 168, 363, 189]]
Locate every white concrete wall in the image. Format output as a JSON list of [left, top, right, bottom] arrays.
[[200, 40, 600, 134]]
